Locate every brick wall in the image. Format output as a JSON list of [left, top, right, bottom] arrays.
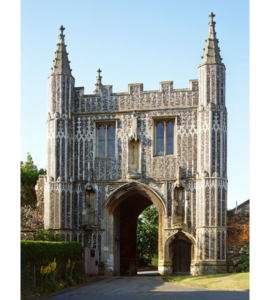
[[21, 175, 46, 240], [227, 212, 249, 272]]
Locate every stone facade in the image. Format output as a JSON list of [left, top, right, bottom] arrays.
[[43, 14, 228, 275]]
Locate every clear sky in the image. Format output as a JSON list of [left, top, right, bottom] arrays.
[[21, 0, 249, 209]]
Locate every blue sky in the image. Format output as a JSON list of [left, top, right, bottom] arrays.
[[21, 0, 249, 209]]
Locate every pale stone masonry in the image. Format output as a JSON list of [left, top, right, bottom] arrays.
[[44, 13, 228, 275]]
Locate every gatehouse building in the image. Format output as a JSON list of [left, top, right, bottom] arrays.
[[44, 12, 228, 275]]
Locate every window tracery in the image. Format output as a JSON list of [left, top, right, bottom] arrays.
[[155, 120, 174, 156], [97, 123, 116, 158]]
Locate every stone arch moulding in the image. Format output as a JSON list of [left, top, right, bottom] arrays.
[[104, 181, 166, 215], [164, 230, 196, 251]]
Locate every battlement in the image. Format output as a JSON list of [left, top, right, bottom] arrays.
[[73, 79, 199, 114], [74, 79, 198, 98]]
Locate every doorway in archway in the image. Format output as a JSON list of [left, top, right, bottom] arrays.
[[168, 231, 194, 275], [113, 193, 158, 276]]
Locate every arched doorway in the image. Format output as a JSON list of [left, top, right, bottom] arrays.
[[105, 182, 166, 276], [165, 231, 196, 275]]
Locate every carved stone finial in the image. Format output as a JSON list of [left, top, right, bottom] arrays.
[[209, 12, 215, 24], [94, 68, 102, 94], [59, 25, 65, 34], [96, 68, 102, 85], [97, 68, 102, 77], [57, 176, 62, 182], [49, 176, 54, 182], [48, 112, 51, 120], [54, 112, 59, 118], [204, 170, 209, 178]]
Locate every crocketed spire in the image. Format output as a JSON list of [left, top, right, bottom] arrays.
[[201, 13, 223, 65], [51, 25, 72, 76], [93, 68, 102, 94]]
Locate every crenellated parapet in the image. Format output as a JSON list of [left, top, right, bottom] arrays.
[[73, 79, 198, 114]]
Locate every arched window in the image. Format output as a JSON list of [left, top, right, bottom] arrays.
[[98, 125, 106, 157], [166, 121, 174, 155], [108, 125, 115, 157], [156, 122, 164, 156], [97, 123, 116, 158], [155, 119, 174, 156]]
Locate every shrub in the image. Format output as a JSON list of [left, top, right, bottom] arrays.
[[25, 229, 65, 242], [238, 244, 249, 272], [21, 240, 83, 268], [21, 241, 84, 299]]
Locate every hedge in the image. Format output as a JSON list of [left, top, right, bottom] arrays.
[[21, 241, 83, 268]]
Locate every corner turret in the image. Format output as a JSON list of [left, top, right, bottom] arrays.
[[45, 26, 75, 230], [195, 13, 228, 274]]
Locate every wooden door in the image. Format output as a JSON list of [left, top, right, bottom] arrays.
[[173, 240, 191, 274]]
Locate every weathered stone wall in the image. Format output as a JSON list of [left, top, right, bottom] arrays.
[[21, 175, 46, 240], [229, 200, 249, 215], [70, 80, 199, 184], [227, 212, 249, 272]]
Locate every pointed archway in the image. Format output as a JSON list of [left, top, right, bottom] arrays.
[[104, 182, 166, 275]]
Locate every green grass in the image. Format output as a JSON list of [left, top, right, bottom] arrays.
[[160, 272, 249, 291]]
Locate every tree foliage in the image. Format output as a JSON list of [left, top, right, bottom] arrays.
[[25, 229, 65, 242], [137, 205, 159, 266], [21, 153, 46, 208]]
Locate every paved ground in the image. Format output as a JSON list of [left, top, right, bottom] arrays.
[[47, 276, 249, 300]]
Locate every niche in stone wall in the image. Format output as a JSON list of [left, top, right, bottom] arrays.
[[83, 186, 97, 227], [172, 187, 186, 225], [127, 112, 141, 179], [127, 139, 141, 178]]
